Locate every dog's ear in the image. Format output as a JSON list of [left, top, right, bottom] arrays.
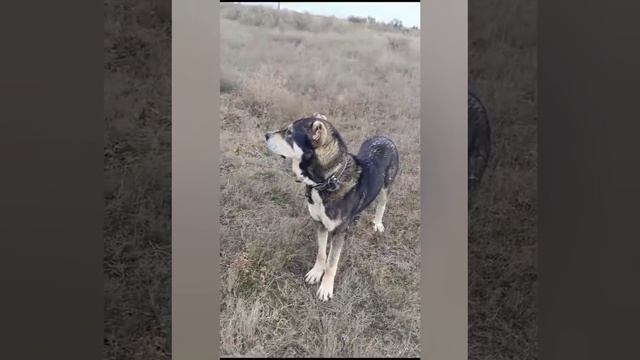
[[311, 120, 327, 145], [312, 112, 328, 121]]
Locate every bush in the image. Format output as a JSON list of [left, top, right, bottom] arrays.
[[387, 36, 409, 52], [390, 18, 403, 28], [347, 16, 367, 24]]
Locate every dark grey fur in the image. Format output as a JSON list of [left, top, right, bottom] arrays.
[[305, 134, 399, 230], [468, 90, 492, 200], [273, 116, 400, 229]]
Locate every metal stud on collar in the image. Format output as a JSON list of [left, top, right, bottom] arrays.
[[312, 157, 347, 192]]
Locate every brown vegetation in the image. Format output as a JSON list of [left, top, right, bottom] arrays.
[[469, 0, 538, 358], [220, 4, 420, 357], [104, 0, 172, 359]]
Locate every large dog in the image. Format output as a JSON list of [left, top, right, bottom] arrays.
[[265, 113, 399, 301]]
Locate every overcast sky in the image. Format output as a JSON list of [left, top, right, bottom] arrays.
[[240, 2, 421, 28]]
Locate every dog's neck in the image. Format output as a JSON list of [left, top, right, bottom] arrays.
[[313, 134, 348, 176], [317, 144, 346, 176], [295, 138, 349, 188]]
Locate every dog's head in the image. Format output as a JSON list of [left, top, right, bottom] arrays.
[[264, 113, 330, 161], [265, 113, 342, 185]]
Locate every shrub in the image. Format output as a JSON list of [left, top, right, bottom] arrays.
[[347, 16, 367, 24], [390, 18, 403, 28], [387, 36, 409, 52]]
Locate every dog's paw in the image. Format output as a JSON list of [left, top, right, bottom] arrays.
[[373, 222, 385, 233], [316, 280, 334, 301], [304, 266, 324, 284]]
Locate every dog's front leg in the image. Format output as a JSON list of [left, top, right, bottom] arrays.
[[317, 231, 345, 301], [305, 222, 327, 284]]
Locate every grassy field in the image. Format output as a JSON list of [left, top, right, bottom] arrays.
[[220, 4, 421, 358], [468, 0, 538, 359], [104, 1, 172, 359]]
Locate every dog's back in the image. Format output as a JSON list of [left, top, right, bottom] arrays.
[[353, 136, 400, 213]]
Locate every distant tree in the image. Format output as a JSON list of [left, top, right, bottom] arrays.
[[367, 16, 376, 24], [390, 18, 403, 28]]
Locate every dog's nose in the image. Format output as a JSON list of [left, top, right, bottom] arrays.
[[264, 133, 271, 141]]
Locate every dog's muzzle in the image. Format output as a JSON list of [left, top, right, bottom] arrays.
[[264, 133, 286, 159]]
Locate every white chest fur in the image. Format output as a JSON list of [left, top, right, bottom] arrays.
[[307, 189, 341, 231]]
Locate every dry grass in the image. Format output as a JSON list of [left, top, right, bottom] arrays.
[[220, 4, 420, 358], [104, 1, 536, 358], [104, 0, 171, 359], [469, 0, 537, 359]]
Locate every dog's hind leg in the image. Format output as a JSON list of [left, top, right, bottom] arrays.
[[372, 188, 388, 233], [305, 223, 327, 284], [317, 231, 345, 301]]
